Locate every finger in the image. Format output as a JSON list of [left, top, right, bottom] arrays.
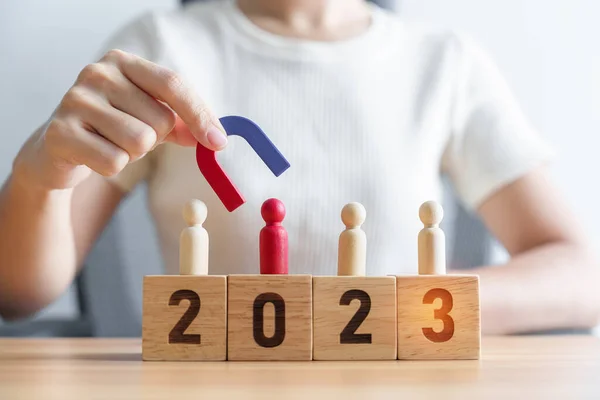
[[103, 72, 177, 143], [102, 50, 227, 151], [164, 115, 200, 147], [63, 87, 157, 161], [46, 117, 130, 177]]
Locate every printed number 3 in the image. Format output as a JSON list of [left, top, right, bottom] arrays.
[[168, 290, 201, 344], [422, 288, 454, 343]]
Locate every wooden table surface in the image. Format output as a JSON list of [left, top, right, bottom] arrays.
[[0, 336, 599, 399]]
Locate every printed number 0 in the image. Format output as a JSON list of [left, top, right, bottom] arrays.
[[253, 293, 286, 348], [168, 290, 201, 344], [422, 288, 454, 343], [339, 289, 372, 344]]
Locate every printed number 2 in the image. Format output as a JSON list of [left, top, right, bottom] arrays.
[[168, 290, 201, 344], [339, 289, 372, 344], [422, 288, 454, 343]]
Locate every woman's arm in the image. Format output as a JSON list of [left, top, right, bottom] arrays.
[[472, 167, 600, 334], [0, 49, 226, 320], [0, 154, 124, 320]]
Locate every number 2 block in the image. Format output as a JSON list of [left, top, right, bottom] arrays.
[[227, 275, 312, 361], [313, 276, 397, 360], [142, 275, 227, 361], [396, 275, 480, 360]]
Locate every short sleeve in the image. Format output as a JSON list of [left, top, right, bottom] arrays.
[[98, 13, 163, 192], [442, 34, 555, 209]]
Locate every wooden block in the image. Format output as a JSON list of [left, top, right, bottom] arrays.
[[313, 276, 397, 360], [227, 275, 312, 361], [396, 275, 480, 360], [142, 275, 227, 361]]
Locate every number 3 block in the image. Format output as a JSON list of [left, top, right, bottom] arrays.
[[142, 275, 227, 361], [396, 275, 480, 360], [227, 275, 312, 361]]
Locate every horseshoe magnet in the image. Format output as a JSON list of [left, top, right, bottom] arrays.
[[196, 116, 291, 212]]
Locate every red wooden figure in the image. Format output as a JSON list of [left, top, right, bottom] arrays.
[[260, 198, 288, 274]]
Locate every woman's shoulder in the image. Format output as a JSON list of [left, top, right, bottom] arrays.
[[123, 1, 230, 39], [376, 8, 480, 60], [100, 1, 231, 63]]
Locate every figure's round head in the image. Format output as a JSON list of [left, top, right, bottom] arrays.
[[261, 198, 286, 224], [182, 199, 208, 226], [341, 202, 366, 228], [419, 200, 443, 226]]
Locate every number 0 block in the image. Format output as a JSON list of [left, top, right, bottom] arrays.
[[396, 275, 480, 360], [227, 275, 312, 361], [142, 275, 227, 361], [313, 276, 397, 360]]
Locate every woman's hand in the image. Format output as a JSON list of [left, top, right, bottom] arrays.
[[13, 49, 227, 190]]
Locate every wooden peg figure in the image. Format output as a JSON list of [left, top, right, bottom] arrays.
[[338, 202, 367, 276], [260, 198, 288, 274], [179, 199, 209, 275], [418, 200, 446, 275]]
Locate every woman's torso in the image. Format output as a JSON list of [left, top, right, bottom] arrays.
[[120, 1, 459, 275]]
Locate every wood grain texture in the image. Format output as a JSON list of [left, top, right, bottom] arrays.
[[179, 227, 209, 275], [396, 275, 480, 360], [227, 275, 312, 361], [337, 202, 367, 276], [1, 337, 600, 399], [179, 199, 209, 275], [313, 276, 397, 360], [142, 275, 227, 361], [418, 201, 446, 275]]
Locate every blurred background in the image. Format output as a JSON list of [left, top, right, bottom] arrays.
[[0, 0, 598, 336]]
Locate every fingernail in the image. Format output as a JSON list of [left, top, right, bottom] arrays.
[[207, 124, 228, 149]]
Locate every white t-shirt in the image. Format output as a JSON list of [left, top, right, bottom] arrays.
[[104, 0, 552, 276]]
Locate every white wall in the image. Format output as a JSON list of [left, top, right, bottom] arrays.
[[401, 0, 600, 242], [0, 0, 177, 321], [0, 0, 177, 178]]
